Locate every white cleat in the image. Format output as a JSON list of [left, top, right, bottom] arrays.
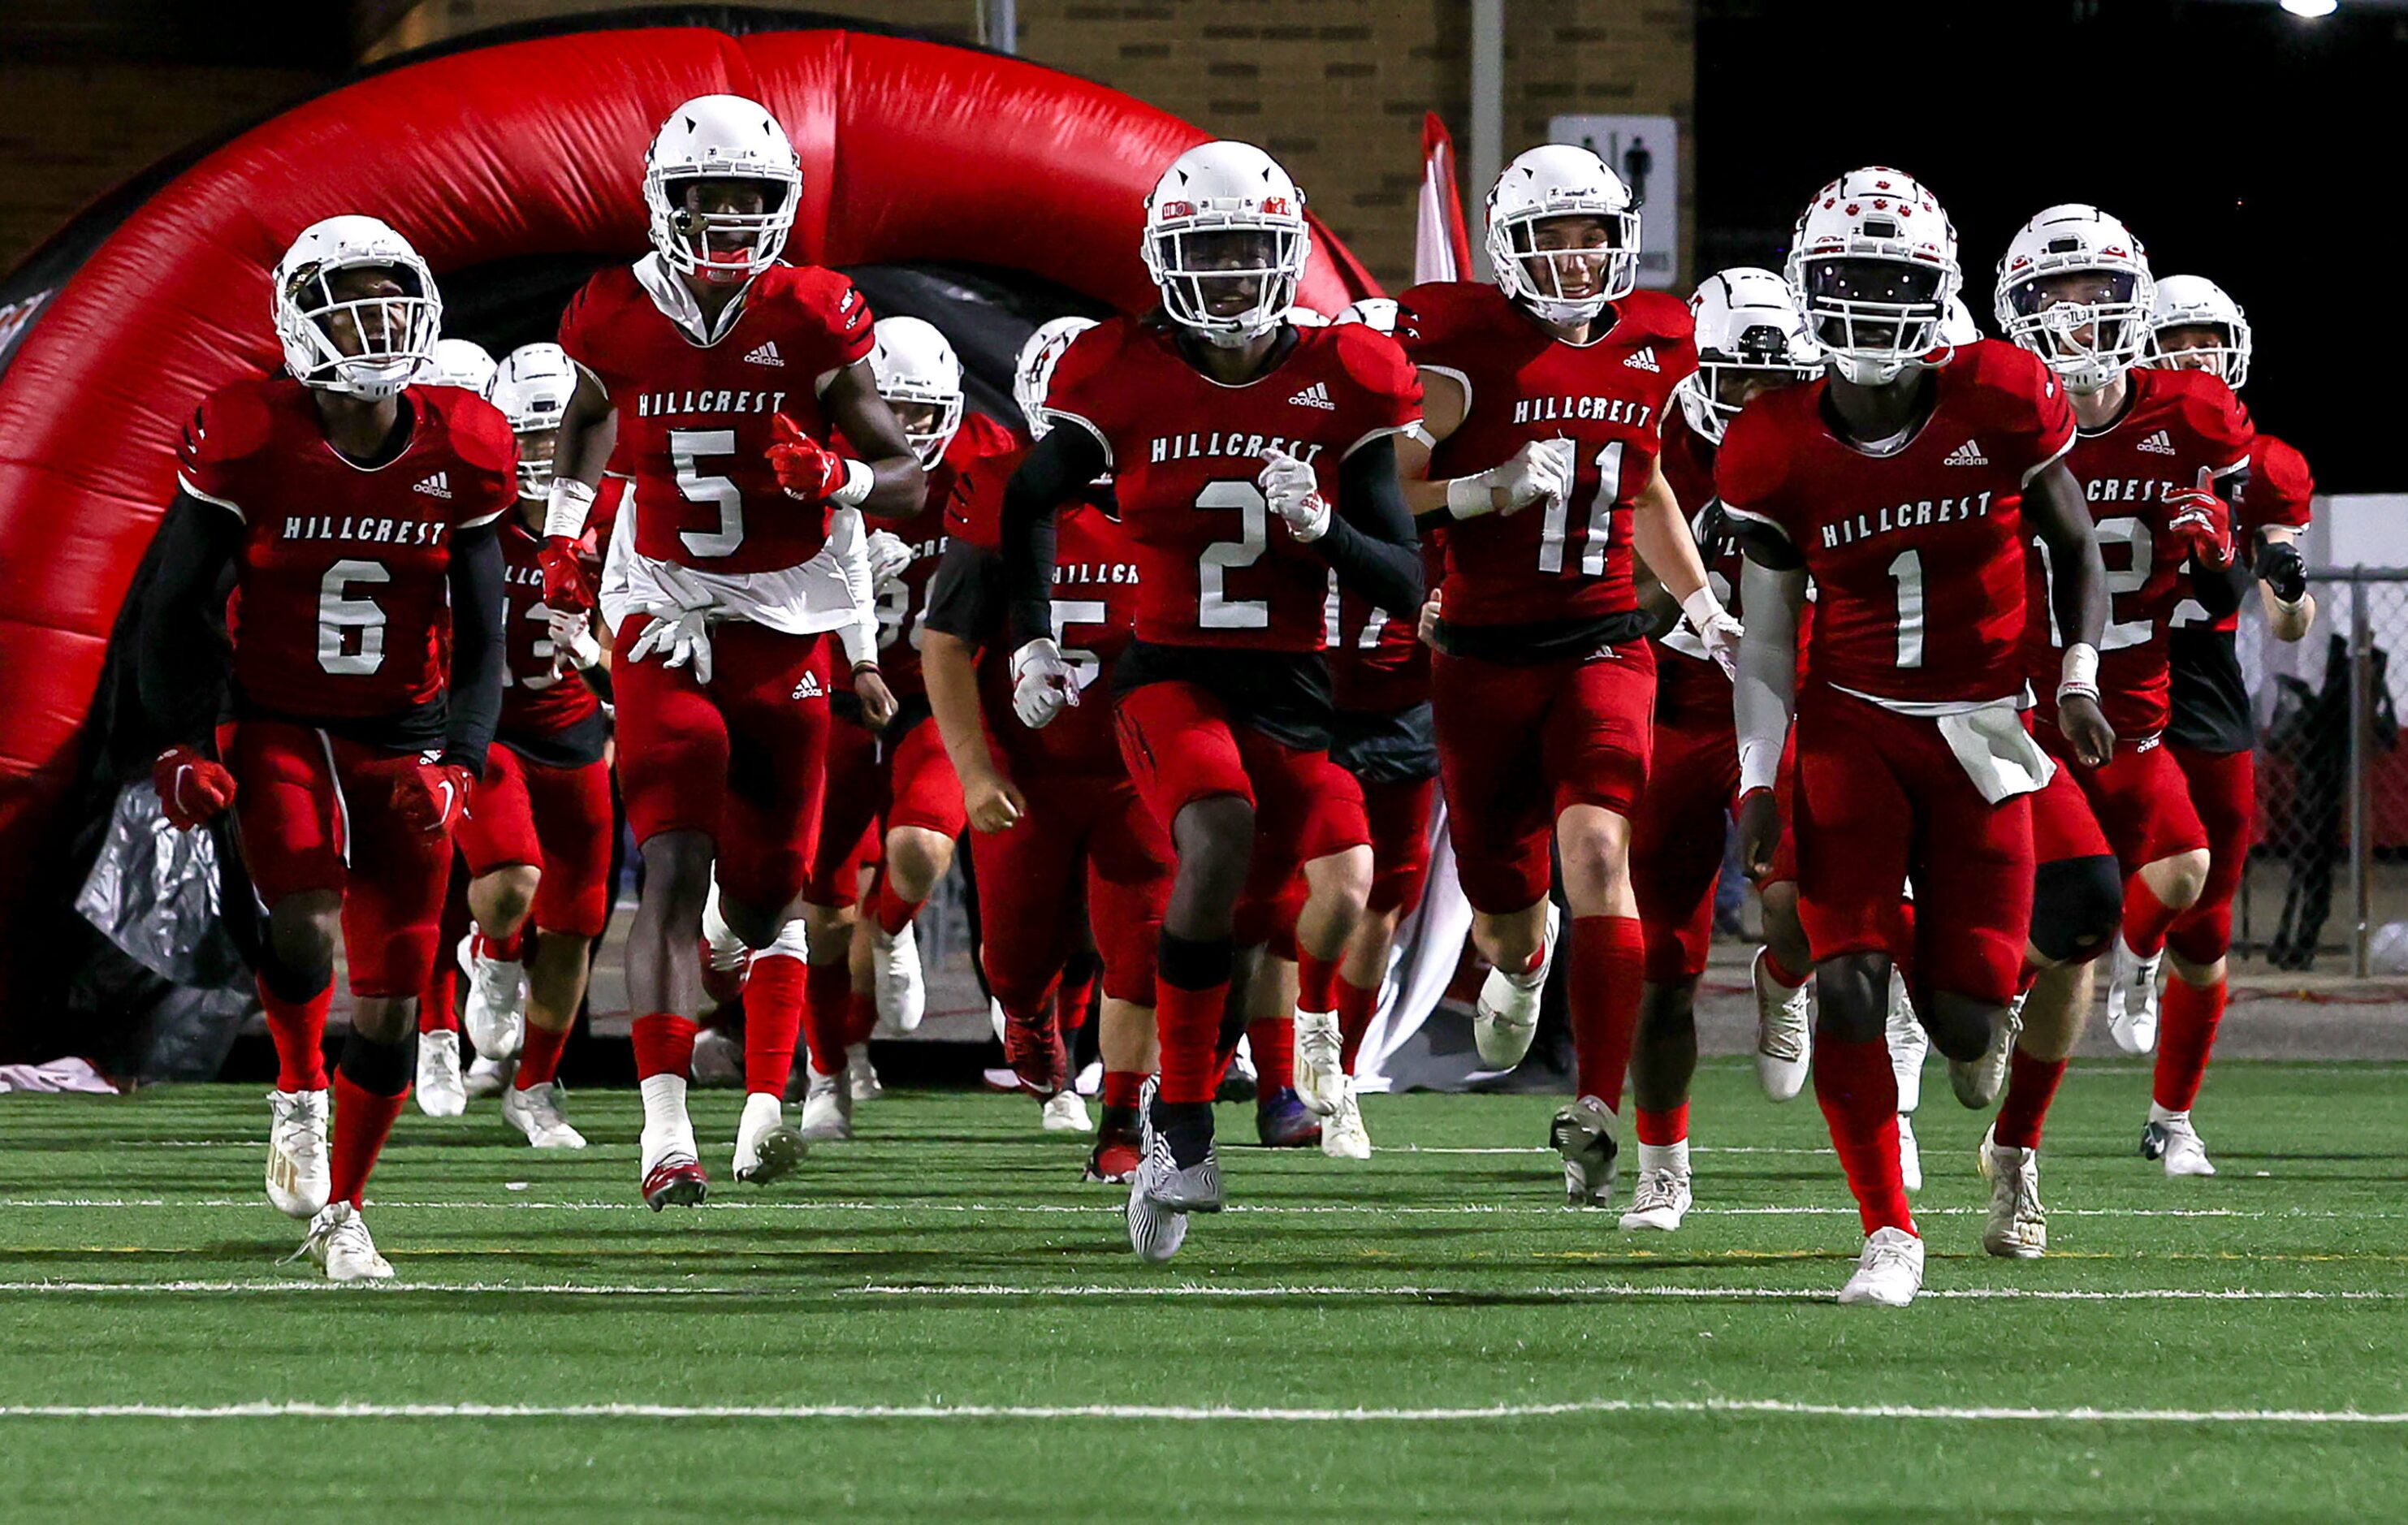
[[1475, 901, 1559, 1070], [690, 1026, 741, 1089], [1321, 1082, 1373, 1160], [1618, 1169, 1692, 1232], [502, 1081, 587, 1150], [458, 933, 527, 1061], [1125, 1088, 1221, 1265], [2105, 939, 2163, 1056], [1550, 1095, 1619, 1208], [1293, 1010, 1347, 1117], [1979, 1125, 2046, 1259], [265, 1088, 331, 1220], [1041, 1090, 1092, 1134], [733, 1091, 807, 1183], [1897, 1113, 1924, 1194], [290, 1202, 392, 1282], [871, 920, 926, 1035], [2143, 1112, 2217, 1177], [797, 1069, 855, 1143], [846, 1047, 884, 1103], [1951, 994, 2022, 1109], [1837, 1225, 1924, 1307], [1752, 946, 1813, 1101], [462, 1053, 514, 1100], [414, 1030, 467, 1117]]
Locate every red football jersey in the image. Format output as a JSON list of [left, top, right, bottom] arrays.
[[1398, 281, 1697, 629], [495, 518, 603, 740], [1325, 568, 1431, 715], [2170, 430, 2315, 641], [177, 378, 517, 722], [857, 413, 1027, 698], [558, 260, 874, 576], [1042, 317, 1422, 653], [1652, 408, 1745, 712], [2025, 367, 2253, 738], [1718, 340, 2075, 707]]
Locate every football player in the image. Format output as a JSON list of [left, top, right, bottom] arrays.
[[1723, 168, 2113, 1306], [537, 95, 925, 1206], [2133, 274, 2316, 1175], [998, 141, 1424, 1259], [1396, 145, 1736, 1210], [138, 215, 515, 1277], [1625, 266, 1820, 1229]]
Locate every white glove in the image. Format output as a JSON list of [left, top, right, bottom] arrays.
[[864, 529, 914, 587], [626, 607, 715, 685], [545, 607, 604, 671], [1258, 447, 1332, 542], [1009, 637, 1079, 729], [1681, 586, 1744, 680], [1446, 437, 1576, 520]]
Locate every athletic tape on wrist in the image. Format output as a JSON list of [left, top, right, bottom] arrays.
[[543, 478, 596, 541]]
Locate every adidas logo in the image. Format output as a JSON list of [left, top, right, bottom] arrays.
[[1289, 381, 1336, 410], [412, 471, 452, 499], [744, 340, 785, 368], [790, 672, 824, 701], [1623, 346, 1661, 373], [1943, 439, 1988, 467], [2136, 428, 2177, 456]]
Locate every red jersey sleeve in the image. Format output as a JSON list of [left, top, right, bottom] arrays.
[[175, 382, 275, 517], [433, 389, 521, 529], [772, 265, 875, 374], [2175, 371, 2255, 480], [2243, 433, 2315, 534], [942, 444, 1025, 551], [1712, 400, 1796, 546], [1035, 321, 1131, 469], [1622, 288, 1701, 395], [1329, 322, 1424, 456], [1393, 281, 1486, 380], [555, 273, 607, 374], [1982, 341, 2076, 482]]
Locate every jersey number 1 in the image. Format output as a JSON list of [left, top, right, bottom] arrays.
[[1536, 441, 1625, 576]]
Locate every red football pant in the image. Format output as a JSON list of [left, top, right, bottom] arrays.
[[1361, 775, 1436, 918], [2034, 724, 2209, 874], [2166, 744, 2255, 966], [802, 715, 884, 909], [974, 767, 1172, 1029], [453, 744, 616, 937], [1632, 707, 1740, 984]]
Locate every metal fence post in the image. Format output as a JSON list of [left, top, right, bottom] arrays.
[[2350, 577, 2371, 978]]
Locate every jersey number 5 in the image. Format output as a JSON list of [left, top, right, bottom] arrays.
[[669, 429, 743, 558]]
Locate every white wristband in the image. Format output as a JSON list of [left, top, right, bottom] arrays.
[[1736, 736, 1783, 797], [829, 456, 876, 510], [1445, 474, 1496, 521], [2059, 642, 2100, 699], [543, 478, 596, 541], [1680, 585, 1727, 633]]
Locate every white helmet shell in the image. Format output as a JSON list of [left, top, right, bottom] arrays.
[[1485, 145, 1639, 326], [422, 338, 496, 396], [1334, 297, 1399, 334], [1676, 266, 1819, 444], [1140, 140, 1311, 348], [2147, 273, 2252, 391], [643, 94, 802, 287], [1995, 203, 2155, 395], [1784, 167, 1959, 387], [1014, 316, 1098, 440], [490, 342, 579, 495], [1939, 295, 1982, 348], [271, 214, 443, 400], [867, 316, 965, 468]]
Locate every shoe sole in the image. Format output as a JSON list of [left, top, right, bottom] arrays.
[[643, 1176, 709, 1211], [735, 1127, 808, 1185]]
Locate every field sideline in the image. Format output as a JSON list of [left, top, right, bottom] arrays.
[[2, 1060, 2403, 1520]]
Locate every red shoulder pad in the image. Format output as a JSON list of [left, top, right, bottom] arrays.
[[2246, 433, 2315, 529], [763, 264, 875, 366], [1712, 395, 1793, 524], [2161, 367, 2255, 467], [1394, 280, 1501, 359], [436, 389, 521, 476], [951, 409, 1029, 464], [182, 380, 280, 470], [1617, 288, 1697, 346], [1328, 321, 1421, 407]]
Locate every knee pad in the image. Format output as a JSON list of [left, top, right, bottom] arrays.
[[1812, 953, 1888, 1043], [2030, 855, 2124, 967]]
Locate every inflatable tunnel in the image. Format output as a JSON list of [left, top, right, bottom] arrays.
[[0, 7, 1383, 1050]]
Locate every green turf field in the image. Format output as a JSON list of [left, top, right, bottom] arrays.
[[1, 1060, 2403, 1522]]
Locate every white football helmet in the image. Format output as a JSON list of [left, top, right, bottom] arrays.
[[1282, 305, 1333, 326], [643, 94, 802, 286], [1486, 145, 1639, 326], [867, 316, 965, 469], [490, 343, 579, 495], [2147, 273, 2252, 391], [422, 338, 497, 396], [1676, 267, 1819, 445], [1939, 295, 1982, 348], [1141, 140, 1310, 348], [1995, 204, 2155, 395], [1334, 296, 1399, 333], [271, 214, 442, 400], [1014, 316, 1098, 440], [1784, 167, 1960, 387]]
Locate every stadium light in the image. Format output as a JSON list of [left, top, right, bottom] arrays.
[[2281, 0, 2338, 15]]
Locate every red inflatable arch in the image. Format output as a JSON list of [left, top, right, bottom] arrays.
[[0, 17, 1381, 1023]]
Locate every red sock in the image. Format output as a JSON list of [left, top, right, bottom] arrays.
[[1155, 979, 1227, 1104], [1057, 963, 1100, 1037], [514, 1022, 571, 1090], [417, 965, 459, 1035], [475, 927, 525, 963], [259, 978, 330, 1092], [1814, 1035, 1913, 1236], [1335, 976, 1378, 1074], [844, 990, 880, 1048], [630, 1012, 698, 1082], [741, 953, 806, 1096], [1102, 1069, 1146, 1112], [1295, 949, 1341, 1016], [1252, 1014, 1295, 1092], [1761, 948, 1805, 990], [2122, 875, 2181, 961], [1991, 1048, 2067, 1151], [871, 878, 919, 939], [802, 959, 853, 1078], [327, 1071, 408, 1207], [2153, 974, 2226, 1112], [1636, 1102, 1688, 1147], [1567, 915, 1644, 1112]]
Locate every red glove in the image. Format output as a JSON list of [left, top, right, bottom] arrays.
[[393, 758, 476, 835], [536, 535, 596, 616], [2163, 486, 2234, 569], [153, 745, 236, 831], [767, 413, 848, 505]]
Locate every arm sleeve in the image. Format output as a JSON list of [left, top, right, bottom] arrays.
[[2186, 558, 2250, 623], [441, 523, 507, 774], [1001, 426, 1106, 649], [824, 505, 880, 667], [136, 491, 245, 750], [1733, 559, 1807, 794], [1315, 434, 1424, 616], [923, 538, 1006, 647]]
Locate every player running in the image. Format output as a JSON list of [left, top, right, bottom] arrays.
[[537, 95, 925, 1206], [1724, 168, 2113, 1306], [138, 215, 514, 1277]]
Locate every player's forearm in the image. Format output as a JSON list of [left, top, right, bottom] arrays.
[[1630, 478, 1711, 606], [858, 454, 928, 518], [1733, 558, 1805, 794], [923, 629, 1001, 785], [136, 495, 241, 747], [2030, 465, 2109, 650], [441, 527, 507, 774], [824, 507, 880, 669], [2263, 583, 2316, 642], [1321, 437, 1423, 616], [1001, 429, 1096, 647]]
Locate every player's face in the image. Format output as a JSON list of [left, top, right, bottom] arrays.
[[888, 400, 942, 438], [1716, 367, 1792, 412], [1524, 215, 1616, 300], [2151, 322, 2226, 370], [678, 178, 772, 255], [1805, 259, 1941, 352], [515, 426, 559, 493], [2019, 270, 2129, 351], [1181, 230, 1276, 316], [316, 266, 411, 359]]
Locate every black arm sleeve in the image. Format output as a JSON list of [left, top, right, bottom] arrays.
[[2186, 558, 2250, 623], [136, 492, 244, 750], [441, 523, 506, 774], [1001, 426, 1106, 649], [1315, 435, 1424, 615], [923, 538, 1006, 647]]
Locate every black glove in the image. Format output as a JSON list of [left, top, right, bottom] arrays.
[[2257, 539, 2309, 604]]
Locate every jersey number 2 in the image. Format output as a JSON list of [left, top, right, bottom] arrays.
[[1197, 481, 1269, 630]]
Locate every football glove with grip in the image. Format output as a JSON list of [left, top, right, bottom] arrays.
[[153, 745, 236, 832], [2258, 538, 2309, 604], [1446, 437, 1575, 520], [1257, 447, 1331, 542], [865, 528, 914, 586], [767, 414, 877, 507], [1681, 586, 1746, 679], [545, 607, 605, 671], [2162, 486, 2234, 569], [394, 758, 475, 835], [1010, 638, 1079, 728], [536, 536, 595, 616], [626, 607, 715, 685]]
